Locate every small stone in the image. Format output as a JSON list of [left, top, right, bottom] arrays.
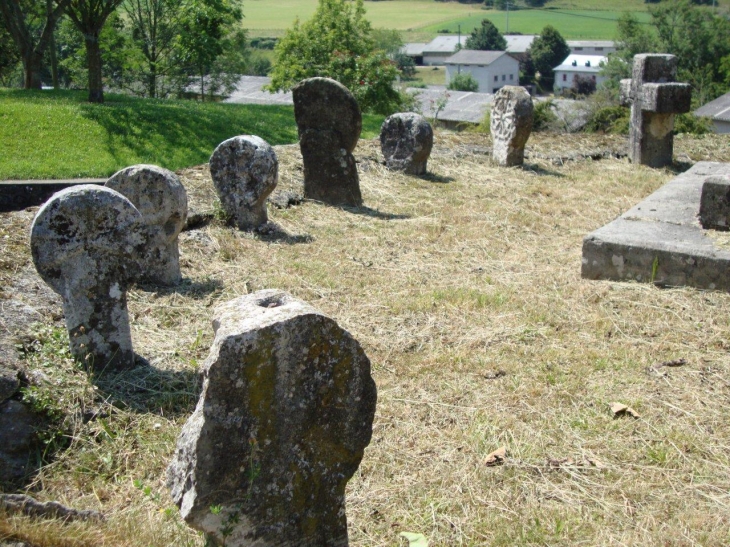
[[699, 175, 730, 231], [490, 85, 534, 167], [106, 164, 188, 285], [210, 136, 278, 230], [293, 77, 363, 207], [380, 113, 433, 175], [167, 289, 377, 547], [30, 185, 145, 371]]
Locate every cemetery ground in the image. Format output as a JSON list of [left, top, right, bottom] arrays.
[[1, 130, 730, 546]]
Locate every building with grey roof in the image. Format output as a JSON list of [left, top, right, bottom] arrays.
[[421, 36, 467, 65], [567, 41, 616, 55], [444, 50, 520, 94], [553, 54, 608, 94], [694, 92, 730, 134]]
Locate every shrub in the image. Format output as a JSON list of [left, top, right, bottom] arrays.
[[572, 75, 597, 96], [585, 105, 630, 134], [674, 113, 713, 135], [532, 99, 557, 131], [448, 72, 479, 92]]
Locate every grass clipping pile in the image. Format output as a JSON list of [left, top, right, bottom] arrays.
[[1, 131, 730, 546]]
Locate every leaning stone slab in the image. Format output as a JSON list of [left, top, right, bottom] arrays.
[[380, 113, 433, 175], [106, 165, 188, 285], [582, 162, 730, 291], [30, 186, 145, 370], [490, 85, 533, 167], [293, 77, 363, 207], [167, 289, 377, 547], [699, 175, 730, 231], [209, 136, 278, 230]]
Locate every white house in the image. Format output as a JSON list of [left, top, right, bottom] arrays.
[[567, 41, 616, 56], [694, 92, 730, 134], [421, 36, 467, 66], [444, 50, 520, 93], [553, 54, 608, 94]]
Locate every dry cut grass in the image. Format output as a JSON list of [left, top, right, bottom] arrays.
[[1, 130, 730, 546]]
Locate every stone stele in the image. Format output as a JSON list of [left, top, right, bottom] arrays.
[[490, 85, 534, 167], [293, 77, 363, 207], [167, 289, 377, 547], [380, 112, 434, 175], [210, 135, 278, 230], [106, 164, 188, 285], [30, 185, 145, 371]]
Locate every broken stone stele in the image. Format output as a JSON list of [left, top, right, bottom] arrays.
[[167, 289, 377, 547], [380, 112, 434, 175], [699, 175, 730, 231], [620, 54, 692, 168], [106, 164, 187, 285], [209, 135, 278, 230], [30, 185, 145, 371], [293, 77, 363, 207], [490, 85, 534, 167], [582, 162, 730, 291]]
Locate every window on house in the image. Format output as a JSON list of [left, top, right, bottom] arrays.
[[509, 74, 513, 80], [563, 74, 567, 81], [592, 75, 596, 81], [502, 74, 505, 81], [575, 47, 583, 51], [596, 47, 603, 51], [494, 75, 498, 82]]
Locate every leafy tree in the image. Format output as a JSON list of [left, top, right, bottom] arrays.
[[0, 19, 21, 85], [527, 25, 569, 91], [465, 19, 506, 51], [267, 0, 401, 114], [0, 0, 71, 88], [394, 52, 415, 78], [447, 72, 478, 91], [65, 0, 126, 102], [371, 28, 402, 56], [571, 74, 596, 96], [600, 12, 658, 88]]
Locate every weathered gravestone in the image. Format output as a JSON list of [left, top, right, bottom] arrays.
[[30, 186, 145, 371], [167, 289, 377, 547], [210, 136, 278, 230], [106, 165, 187, 285], [490, 86, 534, 167], [380, 113, 434, 175], [620, 54, 692, 168], [293, 77, 363, 207], [699, 175, 730, 231]]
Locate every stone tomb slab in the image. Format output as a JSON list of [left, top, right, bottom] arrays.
[[582, 162, 730, 291]]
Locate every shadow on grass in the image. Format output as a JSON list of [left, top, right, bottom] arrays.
[[523, 164, 566, 177], [136, 276, 224, 299], [419, 172, 455, 184], [255, 222, 313, 244], [341, 205, 411, 220]]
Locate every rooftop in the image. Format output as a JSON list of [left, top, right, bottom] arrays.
[[694, 92, 730, 122], [443, 50, 511, 66], [422, 36, 467, 54], [554, 54, 607, 73]]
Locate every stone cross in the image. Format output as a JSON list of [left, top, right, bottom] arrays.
[[490, 85, 534, 167], [620, 54, 692, 168], [380, 112, 434, 175], [30, 186, 145, 371], [167, 289, 377, 547], [293, 78, 363, 207], [209, 136, 278, 230], [106, 165, 187, 285]]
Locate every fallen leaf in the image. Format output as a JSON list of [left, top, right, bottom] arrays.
[[485, 445, 507, 466], [400, 532, 429, 547], [610, 402, 640, 419]]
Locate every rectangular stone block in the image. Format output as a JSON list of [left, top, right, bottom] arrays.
[[633, 53, 677, 83], [699, 176, 730, 230], [619, 79, 633, 106], [640, 83, 692, 114]]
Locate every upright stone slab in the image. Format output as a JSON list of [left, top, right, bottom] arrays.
[[490, 86, 534, 167], [380, 113, 433, 175], [106, 165, 187, 285], [620, 54, 692, 168], [699, 175, 730, 231], [30, 186, 145, 371], [209, 136, 278, 230], [167, 289, 377, 547], [293, 77, 363, 207]]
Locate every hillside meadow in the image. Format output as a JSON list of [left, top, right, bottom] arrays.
[[1, 128, 730, 545]]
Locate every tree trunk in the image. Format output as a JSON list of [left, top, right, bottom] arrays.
[[85, 33, 104, 103], [148, 63, 156, 98], [22, 51, 43, 89], [47, 0, 59, 88]]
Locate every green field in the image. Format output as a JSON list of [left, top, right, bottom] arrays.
[[0, 89, 385, 179]]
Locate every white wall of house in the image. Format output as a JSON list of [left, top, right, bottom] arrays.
[[445, 55, 520, 93], [712, 120, 730, 134], [554, 69, 607, 92]]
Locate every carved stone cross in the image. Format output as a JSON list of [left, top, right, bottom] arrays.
[[620, 54, 692, 168]]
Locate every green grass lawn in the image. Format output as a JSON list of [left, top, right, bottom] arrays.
[[0, 89, 384, 180]]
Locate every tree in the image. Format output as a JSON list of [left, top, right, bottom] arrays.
[[527, 25, 569, 92], [267, 0, 401, 114], [571, 74, 596, 96], [448, 72, 478, 92], [465, 19, 506, 51], [600, 12, 658, 89], [65, 0, 126, 102], [0, 0, 71, 88], [0, 19, 21, 85]]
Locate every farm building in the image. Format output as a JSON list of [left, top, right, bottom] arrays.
[[553, 54, 608, 94], [421, 36, 467, 65], [404, 35, 534, 66], [444, 50, 520, 94], [694, 92, 730, 134], [504, 34, 537, 61], [567, 40, 616, 56]]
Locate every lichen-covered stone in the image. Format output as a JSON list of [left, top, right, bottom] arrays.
[[106, 164, 187, 285], [30, 186, 145, 371], [621, 54, 692, 168], [490, 86, 534, 167], [210, 136, 278, 230], [167, 289, 377, 547], [293, 78, 363, 207], [380, 113, 433, 175], [699, 175, 730, 231]]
